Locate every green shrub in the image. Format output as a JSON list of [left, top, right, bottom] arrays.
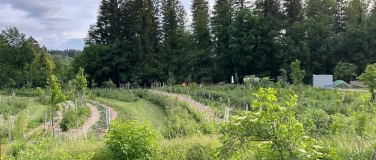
[[220, 88, 327, 159], [105, 120, 158, 160], [186, 143, 207, 160], [103, 79, 116, 88], [11, 140, 27, 157], [60, 106, 91, 131]]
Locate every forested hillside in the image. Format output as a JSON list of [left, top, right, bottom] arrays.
[[0, 27, 74, 88]]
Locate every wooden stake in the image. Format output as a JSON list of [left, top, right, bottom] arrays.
[[8, 116, 11, 143]]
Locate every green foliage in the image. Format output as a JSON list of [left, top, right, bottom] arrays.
[[134, 89, 210, 139], [186, 143, 208, 160], [47, 74, 65, 106], [72, 67, 88, 107], [12, 136, 100, 159], [0, 96, 27, 115], [60, 106, 91, 131], [290, 59, 305, 85], [333, 61, 357, 82], [105, 120, 158, 160], [73, 67, 87, 92], [220, 88, 328, 159], [14, 110, 28, 139], [103, 79, 116, 88], [158, 135, 219, 159], [358, 63, 376, 102], [167, 72, 176, 86]]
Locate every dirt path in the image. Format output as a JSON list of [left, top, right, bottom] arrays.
[[89, 100, 119, 135], [150, 90, 220, 122], [57, 103, 100, 139], [90, 100, 118, 120]]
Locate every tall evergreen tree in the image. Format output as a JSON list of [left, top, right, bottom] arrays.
[[255, 0, 281, 17], [91, 0, 121, 44], [304, 0, 337, 75], [232, 0, 252, 10], [283, 0, 304, 25], [161, 0, 187, 80], [191, 0, 213, 82], [228, 9, 260, 77], [254, 0, 283, 77], [211, 0, 233, 81]]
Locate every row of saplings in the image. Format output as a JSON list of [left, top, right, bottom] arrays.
[[59, 68, 90, 131], [104, 87, 340, 160], [38, 67, 91, 132]]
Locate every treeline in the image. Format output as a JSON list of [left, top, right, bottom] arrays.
[[0, 27, 74, 88], [49, 49, 82, 58], [74, 0, 376, 87]]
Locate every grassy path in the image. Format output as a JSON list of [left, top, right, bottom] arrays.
[[95, 97, 167, 129], [150, 90, 220, 122]]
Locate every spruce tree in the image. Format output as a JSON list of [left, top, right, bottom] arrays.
[[211, 0, 233, 81], [283, 0, 304, 25], [254, 0, 283, 77], [161, 0, 187, 80], [191, 0, 213, 82]]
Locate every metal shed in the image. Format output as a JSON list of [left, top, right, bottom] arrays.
[[313, 75, 333, 89]]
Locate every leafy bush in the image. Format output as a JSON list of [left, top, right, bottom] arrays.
[[103, 79, 116, 88], [333, 61, 357, 82], [105, 120, 158, 160], [220, 88, 330, 159], [60, 106, 91, 131], [186, 143, 207, 160]]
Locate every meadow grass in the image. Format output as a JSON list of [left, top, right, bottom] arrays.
[[23, 98, 49, 129], [95, 97, 167, 129]]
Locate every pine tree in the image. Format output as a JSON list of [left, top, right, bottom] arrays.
[[228, 9, 260, 77], [161, 0, 187, 79], [232, 0, 252, 10], [255, 0, 281, 17], [211, 0, 232, 81], [334, 0, 347, 33], [305, 0, 337, 74], [90, 0, 122, 45], [346, 0, 369, 27], [283, 0, 304, 25], [254, 0, 283, 77], [191, 0, 213, 82], [126, 0, 163, 83]]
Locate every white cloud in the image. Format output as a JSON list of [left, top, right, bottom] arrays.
[[0, 0, 214, 50]]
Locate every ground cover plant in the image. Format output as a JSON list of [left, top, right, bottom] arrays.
[[1, 83, 376, 159]]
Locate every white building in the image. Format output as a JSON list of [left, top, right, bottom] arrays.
[[313, 75, 333, 89]]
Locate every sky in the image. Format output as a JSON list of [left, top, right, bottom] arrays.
[[0, 0, 215, 50]]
